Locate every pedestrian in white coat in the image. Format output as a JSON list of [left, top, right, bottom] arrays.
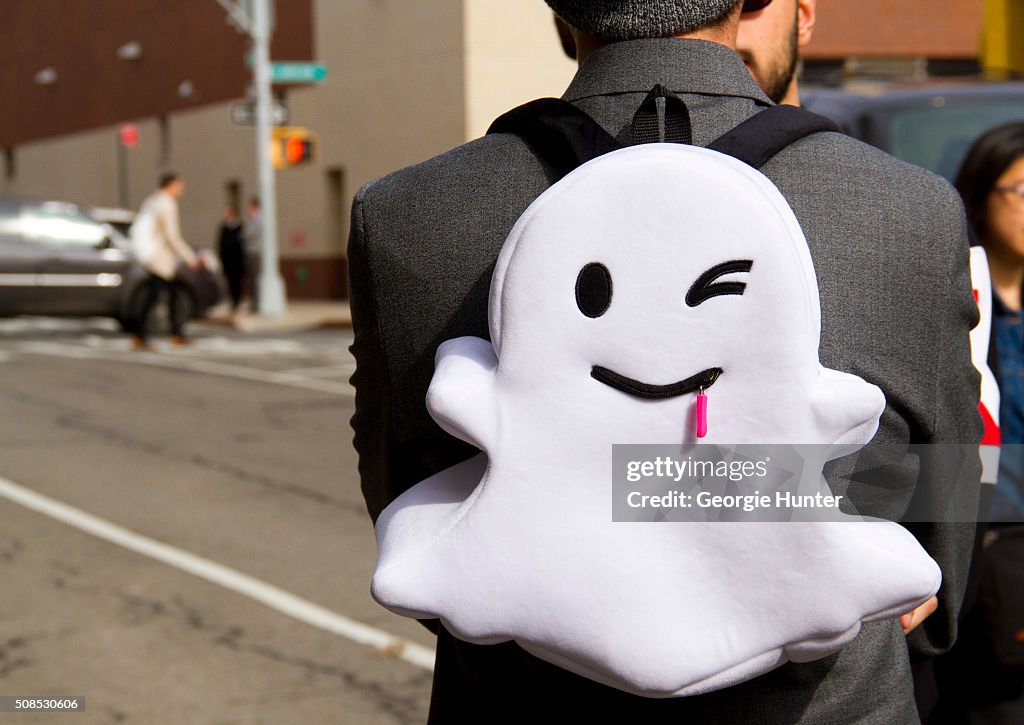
[[130, 172, 203, 349]]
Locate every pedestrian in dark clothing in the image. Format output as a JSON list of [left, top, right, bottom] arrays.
[[217, 205, 246, 313]]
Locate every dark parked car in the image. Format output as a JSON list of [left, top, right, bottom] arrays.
[[803, 80, 1024, 181], [0, 197, 221, 329]]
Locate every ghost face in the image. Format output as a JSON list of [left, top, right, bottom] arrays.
[[581, 258, 736, 398], [487, 145, 824, 447]]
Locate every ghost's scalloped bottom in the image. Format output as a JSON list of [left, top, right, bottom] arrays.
[[414, 582, 937, 699]]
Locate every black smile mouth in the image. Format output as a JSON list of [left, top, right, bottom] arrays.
[[590, 366, 723, 400]]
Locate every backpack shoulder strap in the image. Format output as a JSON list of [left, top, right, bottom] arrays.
[[706, 105, 842, 169], [487, 99, 842, 181], [487, 98, 623, 182]]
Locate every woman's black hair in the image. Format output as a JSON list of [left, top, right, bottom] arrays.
[[954, 121, 1024, 239]]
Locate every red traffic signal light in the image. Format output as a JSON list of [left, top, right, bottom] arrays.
[[272, 127, 316, 169], [285, 136, 311, 164]]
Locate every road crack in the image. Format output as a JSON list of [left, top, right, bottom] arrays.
[[107, 591, 428, 723], [0, 538, 24, 563]]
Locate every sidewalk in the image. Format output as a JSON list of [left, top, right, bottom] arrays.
[[201, 300, 352, 334]]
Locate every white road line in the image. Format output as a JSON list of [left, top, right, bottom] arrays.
[[16, 342, 353, 396], [17, 342, 95, 359], [0, 476, 435, 672]]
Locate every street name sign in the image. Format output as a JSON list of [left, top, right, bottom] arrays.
[[270, 62, 327, 83], [232, 101, 290, 126]]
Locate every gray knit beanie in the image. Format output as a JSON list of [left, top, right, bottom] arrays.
[[545, 0, 741, 41]]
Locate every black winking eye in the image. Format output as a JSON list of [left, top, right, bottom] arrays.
[[576, 262, 612, 318], [686, 260, 753, 307]]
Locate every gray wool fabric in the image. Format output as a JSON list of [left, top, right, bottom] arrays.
[[545, 0, 740, 40]]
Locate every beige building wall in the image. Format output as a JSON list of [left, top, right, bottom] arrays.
[[0, 0, 579, 297], [281, 0, 467, 272], [2, 127, 123, 207], [155, 106, 258, 250], [462, 0, 578, 140]]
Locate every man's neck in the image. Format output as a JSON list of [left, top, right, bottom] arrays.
[[989, 248, 1024, 311], [780, 80, 801, 107]]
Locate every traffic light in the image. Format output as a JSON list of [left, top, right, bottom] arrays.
[[271, 127, 316, 169]]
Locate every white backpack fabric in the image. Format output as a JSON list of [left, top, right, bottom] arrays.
[[371, 103, 941, 697]]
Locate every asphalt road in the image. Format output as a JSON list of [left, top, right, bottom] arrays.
[[0, 317, 435, 724]]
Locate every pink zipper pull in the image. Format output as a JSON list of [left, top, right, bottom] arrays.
[[696, 386, 708, 439]]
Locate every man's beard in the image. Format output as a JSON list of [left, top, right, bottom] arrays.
[[743, 22, 799, 104]]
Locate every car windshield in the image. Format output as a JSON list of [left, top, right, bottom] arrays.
[[888, 101, 1024, 181]]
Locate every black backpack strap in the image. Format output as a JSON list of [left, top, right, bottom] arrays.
[[487, 98, 622, 182], [488, 98, 841, 182], [706, 105, 841, 169]]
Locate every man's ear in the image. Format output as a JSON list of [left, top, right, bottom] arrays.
[[554, 14, 577, 60], [797, 0, 816, 48]]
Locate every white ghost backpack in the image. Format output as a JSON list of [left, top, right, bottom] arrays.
[[371, 89, 941, 697]]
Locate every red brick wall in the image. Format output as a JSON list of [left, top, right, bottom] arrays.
[[279, 257, 348, 300], [805, 0, 983, 59]]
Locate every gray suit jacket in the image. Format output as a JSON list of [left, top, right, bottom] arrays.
[[350, 39, 981, 724]]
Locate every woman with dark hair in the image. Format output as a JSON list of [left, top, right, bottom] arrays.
[[955, 122, 1024, 521], [956, 122, 1024, 265], [933, 121, 1024, 724]]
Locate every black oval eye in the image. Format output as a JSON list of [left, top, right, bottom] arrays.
[[575, 262, 613, 318]]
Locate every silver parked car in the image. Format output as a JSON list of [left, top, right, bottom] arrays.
[[0, 197, 221, 329]]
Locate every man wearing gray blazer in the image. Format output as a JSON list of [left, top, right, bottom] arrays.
[[349, 1, 982, 721]]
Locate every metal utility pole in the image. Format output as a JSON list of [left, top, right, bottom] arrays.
[[250, 0, 286, 315], [215, 0, 287, 315]]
